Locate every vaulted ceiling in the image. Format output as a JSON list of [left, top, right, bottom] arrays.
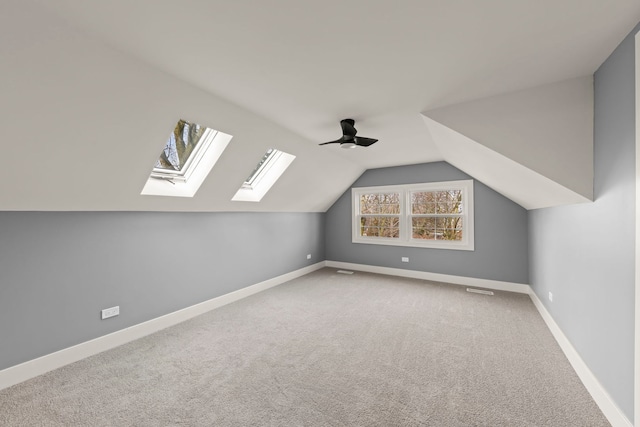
[[2, 1, 639, 211]]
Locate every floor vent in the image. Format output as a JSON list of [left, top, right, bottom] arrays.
[[466, 288, 494, 295], [336, 270, 354, 275]]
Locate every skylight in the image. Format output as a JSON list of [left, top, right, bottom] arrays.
[[154, 121, 203, 172], [141, 119, 232, 198], [232, 148, 295, 202]]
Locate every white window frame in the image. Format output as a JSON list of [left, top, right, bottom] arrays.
[[149, 127, 217, 183], [231, 148, 295, 202], [352, 180, 474, 251], [141, 122, 233, 198]]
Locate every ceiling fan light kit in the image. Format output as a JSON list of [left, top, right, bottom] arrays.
[[319, 118, 378, 148]]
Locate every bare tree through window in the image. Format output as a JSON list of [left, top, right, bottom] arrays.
[[353, 181, 473, 250], [411, 190, 463, 241], [359, 192, 400, 238]]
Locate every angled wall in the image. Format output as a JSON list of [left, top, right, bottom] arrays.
[[0, 212, 324, 371], [529, 22, 639, 422], [424, 76, 593, 201], [422, 116, 591, 210], [325, 162, 528, 285]]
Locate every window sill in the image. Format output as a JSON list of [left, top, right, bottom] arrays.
[[353, 237, 474, 251]]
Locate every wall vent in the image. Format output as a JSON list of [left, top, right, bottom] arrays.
[[466, 288, 494, 295]]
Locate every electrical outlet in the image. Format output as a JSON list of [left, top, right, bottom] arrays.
[[101, 306, 120, 320], [548, 292, 553, 302], [401, 257, 409, 263], [306, 254, 311, 260]]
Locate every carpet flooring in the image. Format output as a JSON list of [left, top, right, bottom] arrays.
[[0, 268, 610, 426]]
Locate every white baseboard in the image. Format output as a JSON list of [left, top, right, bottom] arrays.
[[325, 261, 530, 294], [529, 290, 632, 427], [2, 260, 631, 427], [0, 262, 326, 391]]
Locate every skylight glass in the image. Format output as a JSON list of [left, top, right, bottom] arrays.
[[232, 148, 295, 202], [154, 120, 206, 173], [244, 148, 276, 186], [141, 119, 232, 198]]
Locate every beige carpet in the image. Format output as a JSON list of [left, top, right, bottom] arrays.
[[0, 268, 609, 426]]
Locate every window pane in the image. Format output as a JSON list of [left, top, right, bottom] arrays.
[[155, 119, 206, 172], [360, 216, 399, 238], [412, 190, 462, 214], [245, 148, 275, 184], [436, 190, 462, 214], [435, 217, 463, 240], [360, 193, 400, 214], [411, 191, 436, 214], [412, 217, 436, 240]]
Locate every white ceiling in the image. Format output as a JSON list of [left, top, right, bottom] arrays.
[[2, 0, 640, 211]]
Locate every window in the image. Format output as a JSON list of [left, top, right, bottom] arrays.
[[232, 148, 295, 202], [358, 192, 401, 238], [152, 119, 208, 180], [352, 180, 474, 250], [141, 119, 232, 198]]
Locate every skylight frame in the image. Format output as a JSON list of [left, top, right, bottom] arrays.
[[232, 148, 295, 202], [150, 127, 218, 183], [242, 148, 281, 189], [141, 119, 232, 198]]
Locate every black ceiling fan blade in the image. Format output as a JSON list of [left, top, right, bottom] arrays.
[[319, 138, 344, 145], [340, 119, 357, 137], [320, 119, 378, 147], [354, 136, 378, 147]]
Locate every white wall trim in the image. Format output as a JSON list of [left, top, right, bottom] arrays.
[[529, 290, 632, 427], [634, 29, 640, 427], [0, 261, 326, 391], [1, 259, 631, 427], [325, 260, 530, 293]]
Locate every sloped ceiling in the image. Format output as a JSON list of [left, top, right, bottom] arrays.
[[1, 1, 639, 211], [423, 76, 594, 209], [422, 115, 592, 210]]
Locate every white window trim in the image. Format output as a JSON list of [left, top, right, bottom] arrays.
[[141, 127, 233, 198], [149, 127, 217, 183], [232, 149, 295, 202], [351, 180, 474, 251]]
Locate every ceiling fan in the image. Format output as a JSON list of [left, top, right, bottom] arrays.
[[319, 119, 378, 149]]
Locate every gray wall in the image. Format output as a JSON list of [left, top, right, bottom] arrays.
[[528, 24, 639, 421], [325, 162, 529, 284], [0, 212, 324, 371]]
